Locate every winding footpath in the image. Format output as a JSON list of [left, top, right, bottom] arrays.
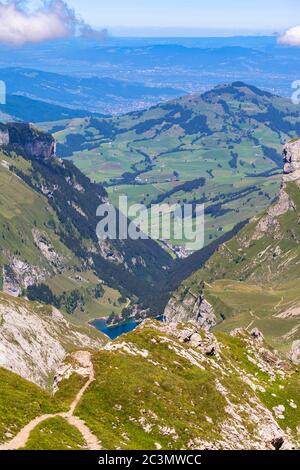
[[0, 357, 101, 451]]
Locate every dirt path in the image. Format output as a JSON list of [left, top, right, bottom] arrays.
[[0, 354, 101, 451], [0, 414, 62, 451], [274, 296, 284, 312]]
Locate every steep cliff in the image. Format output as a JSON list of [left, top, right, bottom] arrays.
[[253, 138, 300, 239], [164, 290, 216, 329], [0, 123, 56, 159]]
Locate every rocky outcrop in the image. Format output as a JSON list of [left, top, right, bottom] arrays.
[[53, 351, 93, 393], [32, 229, 65, 269], [0, 123, 55, 159], [253, 187, 294, 238], [290, 340, 300, 364], [164, 290, 216, 330], [283, 139, 300, 183], [0, 127, 9, 146], [2, 259, 47, 297], [0, 293, 104, 388], [253, 139, 300, 238]]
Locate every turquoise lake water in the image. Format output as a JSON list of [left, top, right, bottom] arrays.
[[91, 318, 139, 340]]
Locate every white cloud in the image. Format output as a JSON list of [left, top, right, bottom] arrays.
[[0, 1, 106, 46], [278, 25, 300, 47]]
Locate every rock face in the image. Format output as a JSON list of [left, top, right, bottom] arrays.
[[164, 290, 216, 330], [283, 139, 300, 183], [2, 259, 47, 297], [290, 340, 300, 364], [0, 292, 104, 388], [53, 351, 93, 393], [0, 127, 9, 146], [254, 139, 300, 238], [0, 123, 55, 159]]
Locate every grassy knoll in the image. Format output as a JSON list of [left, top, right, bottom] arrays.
[[23, 417, 86, 450]]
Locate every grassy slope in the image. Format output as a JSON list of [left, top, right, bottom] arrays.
[[170, 181, 300, 350], [44, 82, 300, 248], [0, 367, 87, 448], [0, 151, 75, 282], [0, 368, 60, 444], [23, 417, 86, 450], [2, 321, 300, 450], [45, 270, 125, 321], [75, 322, 300, 450]]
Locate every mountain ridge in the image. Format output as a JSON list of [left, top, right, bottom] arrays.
[[0, 67, 183, 115], [0, 122, 172, 322]]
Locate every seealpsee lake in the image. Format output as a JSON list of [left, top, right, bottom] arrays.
[[91, 318, 139, 340]]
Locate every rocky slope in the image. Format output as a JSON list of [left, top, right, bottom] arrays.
[[74, 321, 300, 450], [164, 139, 300, 353], [164, 291, 216, 329], [2, 319, 300, 450], [0, 292, 104, 388]]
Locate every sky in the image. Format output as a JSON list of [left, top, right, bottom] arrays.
[[1, 0, 300, 46], [65, 0, 300, 36]]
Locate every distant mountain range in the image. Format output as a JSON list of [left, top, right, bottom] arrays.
[[0, 94, 103, 123], [0, 67, 184, 115], [0, 37, 300, 98]]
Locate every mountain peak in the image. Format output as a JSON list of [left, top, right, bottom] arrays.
[[202, 81, 273, 101]]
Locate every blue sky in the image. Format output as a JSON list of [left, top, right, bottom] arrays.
[[66, 0, 300, 36]]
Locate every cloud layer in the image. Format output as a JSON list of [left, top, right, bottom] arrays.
[[0, 1, 106, 46], [278, 25, 300, 46]]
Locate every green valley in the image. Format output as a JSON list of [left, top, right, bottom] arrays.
[[44, 82, 300, 250]]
